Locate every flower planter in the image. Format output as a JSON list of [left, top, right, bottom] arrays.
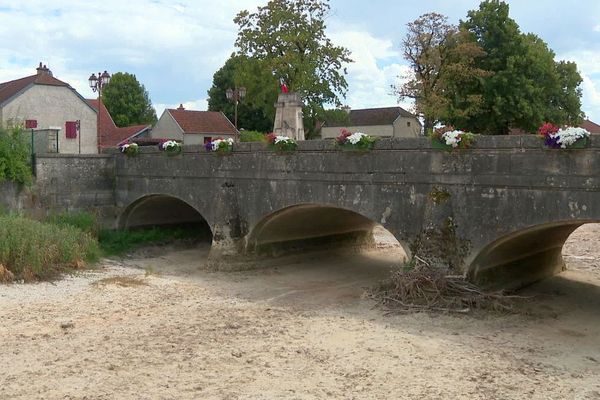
[[335, 130, 375, 151], [431, 139, 454, 151], [564, 136, 588, 149]]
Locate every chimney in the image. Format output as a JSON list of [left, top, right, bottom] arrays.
[[177, 104, 185, 111], [36, 62, 52, 76]]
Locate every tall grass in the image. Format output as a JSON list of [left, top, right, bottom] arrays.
[[46, 211, 99, 236], [0, 214, 100, 281]]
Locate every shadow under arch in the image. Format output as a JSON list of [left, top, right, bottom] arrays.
[[467, 220, 594, 290], [118, 194, 213, 243], [245, 203, 408, 257]]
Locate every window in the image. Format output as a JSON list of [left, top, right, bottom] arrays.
[[407, 121, 411, 127], [65, 121, 78, 139], [204, 136, 212, 144]]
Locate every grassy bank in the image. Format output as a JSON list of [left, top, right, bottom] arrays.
[[0, 214, 99, 282]]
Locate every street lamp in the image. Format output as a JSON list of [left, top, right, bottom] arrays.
[[225, 86, 246, 130], [88, 70, 111, 97]]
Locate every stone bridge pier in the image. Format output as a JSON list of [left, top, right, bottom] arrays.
[[31, 136, 600, 290]]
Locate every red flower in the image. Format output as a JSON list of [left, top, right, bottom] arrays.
[[266, 133, 277, 144], [336, 128, 352, 144], [538, 122, 559, 137]]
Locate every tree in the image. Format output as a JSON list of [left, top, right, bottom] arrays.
[[102, 72, 157, 127], [459, 0, 583, 134], [395, 13, 488, 133], [234, 0, 352, 136], [207, 55, 278, 132]]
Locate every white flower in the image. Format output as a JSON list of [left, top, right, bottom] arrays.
[[347, 132, 366, 145], [274, 135, 291, 144], [209, 138, 234, 151], [552, 127, 590, 148], [161, 140, 180, 150], [441, 130, 464, 148]]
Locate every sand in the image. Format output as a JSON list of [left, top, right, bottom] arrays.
[[1, 225, 599, 399]]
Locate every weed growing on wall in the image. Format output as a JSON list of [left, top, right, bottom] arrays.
[[0, 127, 33, 185]]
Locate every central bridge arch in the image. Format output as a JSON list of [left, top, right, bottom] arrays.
[[245, 203, 408, 258]]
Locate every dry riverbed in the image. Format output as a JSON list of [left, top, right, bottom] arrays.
[[1, 226, 600, 399]]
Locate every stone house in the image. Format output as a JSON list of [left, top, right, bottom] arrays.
[[0, 63, 98, 154], [150, 104, 238, 144], [87, 99, 151, 150], [320, 106, 422, 139]]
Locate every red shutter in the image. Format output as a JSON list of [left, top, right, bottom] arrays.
[[65, 121, 77, 139], [25, 119, 38, 129]]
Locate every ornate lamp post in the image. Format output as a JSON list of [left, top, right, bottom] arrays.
[[225, 86, 246, 130], [88, 70, 111, 98]]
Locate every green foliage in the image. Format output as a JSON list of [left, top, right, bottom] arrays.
[[0, 215, 99, 281], [234, 0, 352, 136], [395, 13, 488, 133], [239, 130, 266, 142], [46, 211, 99, 237], [207, 55, 278, 132], [0, 127, 32, 185], [456, 0, 583, 134], [102, 72, 157, 127], [97, 227, 204, 256]]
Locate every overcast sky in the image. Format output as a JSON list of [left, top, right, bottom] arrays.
[[1, 0, 598, 122]]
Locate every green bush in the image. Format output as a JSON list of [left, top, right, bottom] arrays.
[[239, 130, 266, 142], [46, 211, 99, 236], [98, 226, 204, 256], [0, 127, 32, 185], [0, 215, 100, 281]]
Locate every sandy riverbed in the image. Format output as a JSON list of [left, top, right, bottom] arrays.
[[1, 226, 599, 399]]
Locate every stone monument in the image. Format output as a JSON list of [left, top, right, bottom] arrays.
[[273, 88, 305, 141]]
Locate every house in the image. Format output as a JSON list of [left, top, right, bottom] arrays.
[[0, 63, 98, 154], [150, 104, 238, 144], [86, 99, 151, 150], [320, 106, 422, 139], [580, 119, 600, 134]]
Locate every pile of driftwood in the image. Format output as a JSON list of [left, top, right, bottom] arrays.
[[368, 256, 525, 314]]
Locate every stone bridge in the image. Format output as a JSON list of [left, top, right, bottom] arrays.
[[27, 135, 600, 289]]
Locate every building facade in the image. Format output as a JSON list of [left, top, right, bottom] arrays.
[[151, 105, 238, 144], [320, 107, 422, 139], [0, 63, 98, 154]]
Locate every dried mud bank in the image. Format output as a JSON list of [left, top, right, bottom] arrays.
[[0, 226, 599, 399]]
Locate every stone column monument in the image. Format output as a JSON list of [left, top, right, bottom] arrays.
[[273, 92, 305, 141]]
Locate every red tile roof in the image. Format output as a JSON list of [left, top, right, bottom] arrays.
[[581, 119, 600, 134], [0, 73, 70, 105], [168, 108, 237, 135], [87, 99, 150, 148]]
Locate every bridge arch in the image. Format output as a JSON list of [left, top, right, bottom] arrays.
[[467, 220, 594, 290], [245, 203, 408, 257], [118, 194, 213, 243]]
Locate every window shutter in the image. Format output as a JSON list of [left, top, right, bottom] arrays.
[[65, 121, 77, 139], [25, 119, 38, 129]]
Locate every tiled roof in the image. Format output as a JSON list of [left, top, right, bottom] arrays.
[[581, 119, 600, 134], [87, 99, 151, 148], [168, 108, 237, 135], [325, 107, 417, 127], [0, 73, 70, 105]]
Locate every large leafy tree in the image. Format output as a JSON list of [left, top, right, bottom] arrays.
[[234, 0, 352, 136], [459, 0, 583, 134], [395, 13, 488, 133], [102, 72, 157, 127], [207, 55, 278, 132]]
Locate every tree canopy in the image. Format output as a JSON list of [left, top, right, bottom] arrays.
[[457, 0, 583, 134], [396, 0, 584, 135], [395, 13, 488, 133], [233, 0, 352, 136], [207, 55, 278, 133], [102, 72, 157, 127]]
